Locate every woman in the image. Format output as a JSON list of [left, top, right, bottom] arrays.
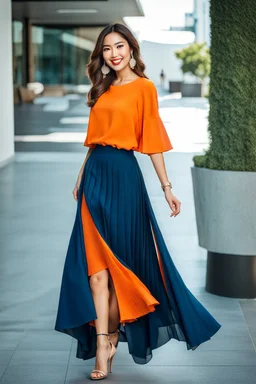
[[55, 23, 221, 381], [160, 69, 166, 89]]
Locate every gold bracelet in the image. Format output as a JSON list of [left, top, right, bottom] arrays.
[[161, 181, 172, 191]]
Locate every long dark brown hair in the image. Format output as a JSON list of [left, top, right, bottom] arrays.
[[86, 23, 148, 107]]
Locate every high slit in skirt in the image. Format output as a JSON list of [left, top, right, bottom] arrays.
[[54, 144, 221, 364]]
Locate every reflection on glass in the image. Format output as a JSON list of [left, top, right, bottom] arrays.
[[12, 21, 23, 85], [32, 26, 93, 85]]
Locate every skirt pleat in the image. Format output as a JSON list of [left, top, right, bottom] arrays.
[[55, 144, 221, 364]]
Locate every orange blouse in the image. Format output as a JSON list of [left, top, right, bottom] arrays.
[[83, 77, 173, 155]]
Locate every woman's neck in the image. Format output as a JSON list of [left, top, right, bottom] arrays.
[[114, 67, 137, 82]]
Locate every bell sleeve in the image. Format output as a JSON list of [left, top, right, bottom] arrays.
[[83, 110, 97, 149], [137, 80, 173, 155]]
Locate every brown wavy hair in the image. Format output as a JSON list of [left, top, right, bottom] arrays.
[[86, 23, 148, 107]]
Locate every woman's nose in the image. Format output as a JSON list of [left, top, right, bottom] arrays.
[[111, 48, 118, 58]]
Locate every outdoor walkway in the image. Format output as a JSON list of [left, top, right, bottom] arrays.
[[0, 90, 255, 383]]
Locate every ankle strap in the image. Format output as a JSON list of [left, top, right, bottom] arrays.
[[96, 333, 109, 337]]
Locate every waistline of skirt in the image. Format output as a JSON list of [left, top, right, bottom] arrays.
[[92, 144, 135, 156]]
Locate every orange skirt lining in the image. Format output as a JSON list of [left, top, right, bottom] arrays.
[[150, 222, 168, 293], [81, 194, 160, 326]]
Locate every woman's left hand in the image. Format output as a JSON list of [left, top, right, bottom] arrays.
[[164, 188, 181, 217]]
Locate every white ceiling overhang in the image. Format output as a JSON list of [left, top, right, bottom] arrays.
[[12, 0, 144, 25]]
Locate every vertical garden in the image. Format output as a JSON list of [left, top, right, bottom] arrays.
[[193, 0, 256, 171], [191, 0, 256, 298]]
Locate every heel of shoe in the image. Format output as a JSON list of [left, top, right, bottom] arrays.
[[109, 355, 114, 373], [108, 342, 116, 373]]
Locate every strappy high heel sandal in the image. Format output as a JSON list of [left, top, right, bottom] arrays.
[[109, 329, 120, 349], [90, 333, 116, 381]]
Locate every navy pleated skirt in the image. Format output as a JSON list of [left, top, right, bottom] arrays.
[[54, 144, 221, 364]]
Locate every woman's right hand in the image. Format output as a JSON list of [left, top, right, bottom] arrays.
[[72, 176, 81, 202]]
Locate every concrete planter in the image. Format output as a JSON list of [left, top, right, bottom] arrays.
[[181, 83, 202, 97], [191, 166, 256, 298], [168, 81, 182, 93]]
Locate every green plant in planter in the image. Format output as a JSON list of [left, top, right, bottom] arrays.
[[191, 0, 256, 299], [193, 0, 256, 171], [175, 42, 210, 85]]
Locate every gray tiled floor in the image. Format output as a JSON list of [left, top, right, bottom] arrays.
[[1, 92, 256, 382]]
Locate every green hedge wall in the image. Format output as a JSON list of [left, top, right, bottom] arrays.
[[193, 0, 256, 171]]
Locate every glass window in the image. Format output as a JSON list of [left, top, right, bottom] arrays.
[[32, 26, 93, 85], [32, 26, 62, 84], [12, 21, 23, 85]]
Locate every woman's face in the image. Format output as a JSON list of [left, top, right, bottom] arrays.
[[102, 32, 132, 72]]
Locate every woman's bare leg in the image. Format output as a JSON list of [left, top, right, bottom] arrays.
[[89, 269, 111, 379], [108, 276, 120, 346]]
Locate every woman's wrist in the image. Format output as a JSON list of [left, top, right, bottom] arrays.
[[164, 186, 173, 194], [161, 180, 172, 191]]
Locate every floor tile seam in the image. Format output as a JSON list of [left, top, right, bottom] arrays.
[[238, 302, 256, 353], [64, 337, 73, 383], [5, 348, 72, 352], [0, 329, 25, 381], [68, 363, 256, 367], [1, 364, 71, 367], [3, 363, 256, 367], [59, 348, 256, 353]]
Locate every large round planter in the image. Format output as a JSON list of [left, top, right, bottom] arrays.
[[191, 166, 256, 298]]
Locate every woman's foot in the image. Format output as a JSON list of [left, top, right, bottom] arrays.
[[90, 334, 116, 380], [108, 329, 120, 348]]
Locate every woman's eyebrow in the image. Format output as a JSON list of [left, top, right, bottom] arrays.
[[103, 41, 125, 48]]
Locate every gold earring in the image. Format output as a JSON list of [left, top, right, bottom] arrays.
[[101, 61, 110, 78], [129, 52, 136, 70]]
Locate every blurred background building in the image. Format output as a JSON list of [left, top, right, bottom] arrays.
[[1, 0, 210, 166], [11, 0, 210, 88]]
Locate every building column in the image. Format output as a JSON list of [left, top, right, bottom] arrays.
[[0, 0, 14, 167], [23, 17, 30, 85]]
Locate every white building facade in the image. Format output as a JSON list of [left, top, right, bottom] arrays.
[[0, 0, 14, 167], [194, 0, 211, 46]]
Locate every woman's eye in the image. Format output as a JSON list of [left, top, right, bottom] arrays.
[[103, 45, 123, 52]]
